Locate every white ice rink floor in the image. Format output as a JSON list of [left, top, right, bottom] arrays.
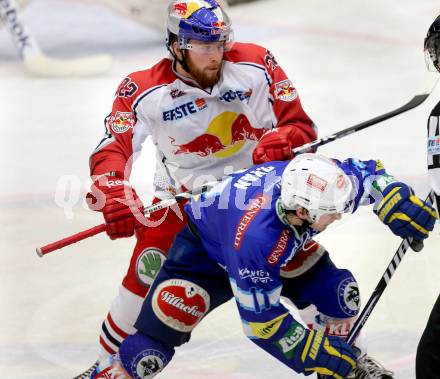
[[1, 0, 440, 378]]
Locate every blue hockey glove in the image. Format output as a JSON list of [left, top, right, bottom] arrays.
[[293, 329, 357, 378], [375, 182, 437, 240]]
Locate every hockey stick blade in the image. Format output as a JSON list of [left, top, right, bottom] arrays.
[[410, 239, 424, 252], [294, 74, 439, 155], [23, 53, 112, 77]]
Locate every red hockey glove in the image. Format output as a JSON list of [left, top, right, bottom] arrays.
[[87, 176, 144, 240], [252, 125, 316, 164]]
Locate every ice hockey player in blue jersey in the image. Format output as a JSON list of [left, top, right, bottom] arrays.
[[109, 153, 437, 379]]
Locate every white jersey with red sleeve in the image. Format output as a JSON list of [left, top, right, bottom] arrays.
[[90, 42, 316, 196]]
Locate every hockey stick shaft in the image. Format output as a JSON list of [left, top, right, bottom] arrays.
[[36, 78, 438, 256], [346, 191, 436, 345], [294, 74, 439, 155], [317, 193, 434, 378], [0, 0, 111, 76], [0, 0, 42, 58], [36, 224, 106, 257], [36, 182, 216, 257]]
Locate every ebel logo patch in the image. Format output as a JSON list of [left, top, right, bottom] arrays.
[[163, 98, 207, 121]]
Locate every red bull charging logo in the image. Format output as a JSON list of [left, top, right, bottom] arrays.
[[169, 112, 264, 158], [275, 79, 298, 102], [110, 111, 134, 134]]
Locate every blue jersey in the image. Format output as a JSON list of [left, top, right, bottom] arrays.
[[184, 158, 386, 343]]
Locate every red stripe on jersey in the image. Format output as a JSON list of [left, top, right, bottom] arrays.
[[99, 336, 117, 355], [107, 313, 129, 339]]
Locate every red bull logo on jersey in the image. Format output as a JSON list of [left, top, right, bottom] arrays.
[[110, 111, 135, 134], [163, 99, 208, 122], [275, 79, 298, 102], [169, 112, 265, 158]]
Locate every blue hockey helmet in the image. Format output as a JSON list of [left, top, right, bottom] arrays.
[[166, 0, 233, 50], [424, 15, 440, 73]]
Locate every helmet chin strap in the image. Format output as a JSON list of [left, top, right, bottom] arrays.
[[167, 44, 192, 77], [276, 198, 313, 232]]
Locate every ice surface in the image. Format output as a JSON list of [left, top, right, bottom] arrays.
[[1, 1, 440, 377]]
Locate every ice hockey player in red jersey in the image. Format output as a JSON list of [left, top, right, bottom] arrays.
[[74, 1, 318, 377]]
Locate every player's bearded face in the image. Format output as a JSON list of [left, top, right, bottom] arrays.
[[184, 41, 224, 88]]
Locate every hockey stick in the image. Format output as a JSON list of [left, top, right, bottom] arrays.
[[35, 76, 438, 256], [293, 73, 439, 155], [316, 192, 435, 379], [345, 191, 435, 346], [35, 181, 217, 257], [0, 0, 112, 77]]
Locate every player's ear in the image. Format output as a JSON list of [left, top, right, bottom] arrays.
[[172, 41, 183, 60]]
